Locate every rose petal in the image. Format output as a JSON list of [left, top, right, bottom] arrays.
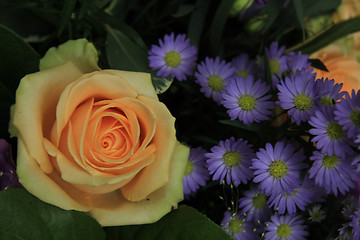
[[103, 70, 158, 100], [17, 137, 91, 211], [13, 62, 84, 174], [53, 72, 139, 146], [89, 142, 189, 226], [121, 96, 176, 201]]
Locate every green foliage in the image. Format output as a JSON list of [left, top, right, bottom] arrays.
[[105, 205, 234, 240], [0, 189, 106, 240]]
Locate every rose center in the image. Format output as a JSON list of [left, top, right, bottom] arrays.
[[269, 160, 288, 179], [350, 110, 360, 126], [164, 51, 181, 67], [208, 75, 224, 92], [322, 155, 338, 168], [223, 151, 241, 167], [326, 122, 344, 140], [277, 224, 291, 238], [293, 94, 312, 111], [238, 95, 256, 111]]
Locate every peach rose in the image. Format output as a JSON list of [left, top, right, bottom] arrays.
[[311, 44, 360, 93], [10, 39, 189, 226]]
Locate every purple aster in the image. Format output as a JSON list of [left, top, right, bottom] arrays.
[[221, 211, 258, 240], [205, 137, 254, 186], [309, 106, 354, 158], [267, 176, 313, 215], [277, 69, 319, 124], [183, 147, 209, 196], [238, 186, 272, 224], [308, 204, 326, 223], [264, 214, 309, 240], [286, 51, 311, 75], [221, 75, 275, 125], [148, 32, 197, 81], [349, 209, 360, 239], [251, 141, 306, 196], [0, 139, 22, 190], [309, 151, 358, 196], [195, 57, 236, 103], [265, 42, 288, 87], [334, 89, 360, 139], [315, 77, 345, 108], [231, 53, 256, 78]]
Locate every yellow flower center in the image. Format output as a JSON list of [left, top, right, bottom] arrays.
[[228, 218, 243, 234], [293, 94, 312, 111], [208, 75, 224, 91], [350, 110, 360, 126], [269, 59, 280, 75], [277, 224, 291, 238], [320, 96, 334, 107], [252, 193, 267, 208], [223, 151, 241, 167], [238, 95, 256, 111], [164, 51, 181, 67], [269, 160, 288, 179], [322, 155, 338, 168], [326, 122, 344, 140], [237, 70, 248, 78]]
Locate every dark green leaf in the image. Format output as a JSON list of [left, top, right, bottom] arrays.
[[106, 25, 150, 72], [309, 58, 328, 72], [0, 24, 40, 95], [292, 0, 304, 30], [57, 0, 77, 36], [0, 189, 106, 240], [209, 0, 236, 56], [260, 0, 284, 33], [219, 119, 263, 132], [291, 16, 360, 54], [105, 205, 234, 240], [151, 74, 174, 94], [303, 0, 341, 17], [187, 0, 210, 47], [172, 4, 195, 17]]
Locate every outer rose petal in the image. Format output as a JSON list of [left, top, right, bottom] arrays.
[[12, 62, 84, 174], [39, 38, 100, 73], [89, 142, 189, 226]]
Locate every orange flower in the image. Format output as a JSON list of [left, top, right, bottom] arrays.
[[311, 44, 360, 93]]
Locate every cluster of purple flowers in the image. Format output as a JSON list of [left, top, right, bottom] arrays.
[[149, 34, 360, 239]]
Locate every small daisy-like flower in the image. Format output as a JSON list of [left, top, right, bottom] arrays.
[[221, 75, 275, 125], [206, 137, 254, 186], [183, 147, 209, 196], [349, 209, 360, 239], [239, 187, 272, 224], [309, 106, 353, 158], [338, 222, 355, 240], [308, 204, 326, 223], [231, 53, 256, 78], [264, 214, 309, 240], [195, 57, 236, 103], [286, 51, 311, 75], [309, 151, 358, 196], [268, 177, 313, 215], [315, 77, 345, 107], [252, 141, 306, 196], [334, 89, 360, 139], [265, 42, 288, 87], [148, 33, 197, 81], [277, 69, 319, 124], [221, 211, 258, 240]]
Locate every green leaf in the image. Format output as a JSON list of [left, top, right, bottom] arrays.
[[0, 189, 106, 240], [151, 74, 174, 94], [309, 58, 328, 72], [219, 119, 263, 132], [172, 4, 195, 17], [0, 24, 40, 94], [105, 205, 234, 240], [260, 0, 284, 33], [187, 0, 210, 47], [106, 25, 150, 72], [57, 0, 77, 36], [292, 0, 304, 30], [303, 0, 341, 17], [290, 16, 360, 54], [209, 0, 236, 56]]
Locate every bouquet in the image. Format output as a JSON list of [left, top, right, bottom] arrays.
[[1, 0, 360, 239]]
